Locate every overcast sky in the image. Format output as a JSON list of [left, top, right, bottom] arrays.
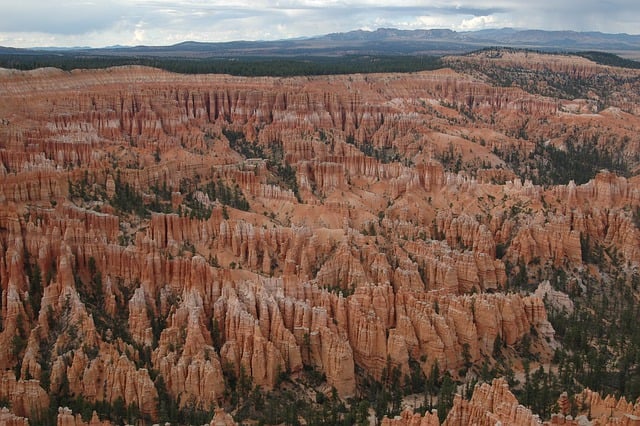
[[1, 0, 638, 48]]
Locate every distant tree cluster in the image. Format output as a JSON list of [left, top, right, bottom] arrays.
[[181, 178, 250, 220], [224, 129, 301, 201], [224, 129, 267, 158], [346, 134, 407, 165], [492, 135, 628, 186], [575, 51, 640, 69], [111, 173, 148, 217]]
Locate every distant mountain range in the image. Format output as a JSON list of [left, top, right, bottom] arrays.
[[2, 28, 640, 59]]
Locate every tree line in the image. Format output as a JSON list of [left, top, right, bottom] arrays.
[[0, 53, 442, 76]]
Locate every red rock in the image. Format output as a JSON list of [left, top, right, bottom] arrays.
[[0, 371, 49, 420], [0, 59, 639, 425], [443, 378, 541, 426], [0, 407, 29, 426], [209, 407, 237, 426]]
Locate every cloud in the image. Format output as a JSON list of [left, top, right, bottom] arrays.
[[0, 0, 638, 48], [0, 0, 131, 35], [458, 15, 502, 31]]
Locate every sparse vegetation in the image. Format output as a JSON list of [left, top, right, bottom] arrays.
[[492, 135, 628, 186]]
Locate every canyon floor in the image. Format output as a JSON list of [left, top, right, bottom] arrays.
[[1, 50, 640, 425]]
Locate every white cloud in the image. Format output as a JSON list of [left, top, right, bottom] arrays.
[[457, 15, 499, 31]]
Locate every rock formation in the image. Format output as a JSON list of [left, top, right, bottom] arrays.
[[0, 53, 639, 424], [56, 408, 112, 426], [444, 379, 541, 426], [208, 408, 237, 426], [382, 410, 440, 426], [0, 407, 29, 426]]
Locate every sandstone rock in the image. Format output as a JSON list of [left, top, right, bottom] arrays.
[[0, 61, 639, 426], [0, 407, 29, 426], [534, 281, 574, 315], [209, 407, 237, 426], [56, 408, 112, 426], [443, 378, 541, 426], [128, 287, 154, 347], [382, 409, 440, 426], [572, 388, 640, 424], [509, 213, 582, 266], [0, 371, 49, 420]]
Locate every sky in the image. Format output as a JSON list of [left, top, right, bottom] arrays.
[[1, 0, 638, 48]]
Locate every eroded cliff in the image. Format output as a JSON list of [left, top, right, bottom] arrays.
[[0, 52, 639, 424]]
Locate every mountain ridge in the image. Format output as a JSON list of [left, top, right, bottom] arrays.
[[2, 27, 640, 59]]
